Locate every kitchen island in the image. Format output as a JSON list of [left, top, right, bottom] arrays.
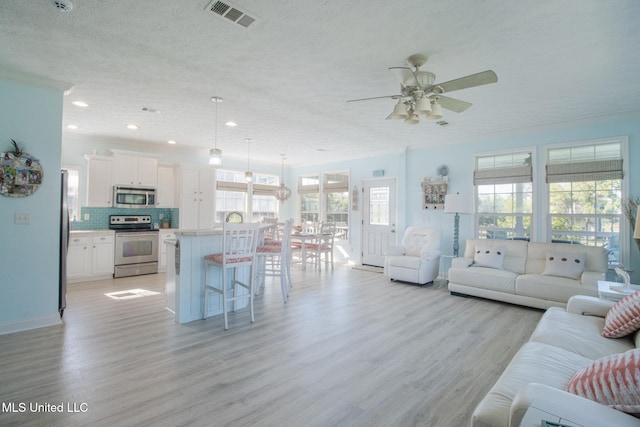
[[164, 226, 266, 324]]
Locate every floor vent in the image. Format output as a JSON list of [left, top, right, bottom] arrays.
[[206, 0, 258, 29]]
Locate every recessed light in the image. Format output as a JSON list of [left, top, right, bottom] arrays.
[[126, 124, 138, 130], [72, 101, 88, 107], [66, 124, 78, 129], [167, 140, 177, 145], [225, 121, 237, 127]]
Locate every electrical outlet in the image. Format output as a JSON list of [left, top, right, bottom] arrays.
[[422, 214, 430, 222], [83, 213, 90, 221], [15, 212, 30, 225], [159, 213, 164, 220]]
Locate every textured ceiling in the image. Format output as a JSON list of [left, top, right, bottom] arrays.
[[1, 0, 639, 166]]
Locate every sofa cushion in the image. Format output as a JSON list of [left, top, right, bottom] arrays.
[[516, 274, 598, 304], [529, 307, 635, 360], [471, 341, 592, 427], [525, 242, 607, 275], [473, 245, 506, 269], [567, 348, 640, 414], [602, 290, 640, 338], [448, 266, 517, 294], [464, 239, 528, 274], [542, 250, 586, 279], [386, 255, 421, 270]]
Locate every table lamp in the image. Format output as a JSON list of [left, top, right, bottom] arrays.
[[444, 193, 471, 257]]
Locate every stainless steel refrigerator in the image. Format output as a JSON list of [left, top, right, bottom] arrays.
[[59, 170, 69, 317]]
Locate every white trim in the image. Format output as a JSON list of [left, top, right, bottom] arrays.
[[472, 147, 537, 240], [0, 314, 62, 336], [543, 136, 629, 267]]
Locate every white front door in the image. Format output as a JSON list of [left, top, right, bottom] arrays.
[[361, 178, 397, 267]]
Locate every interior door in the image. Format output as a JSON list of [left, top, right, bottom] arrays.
[[361, 178, 397, 266]]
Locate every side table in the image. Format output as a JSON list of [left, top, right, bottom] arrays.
[[436, 255, 454, 287], [597, 280, 640, 302]]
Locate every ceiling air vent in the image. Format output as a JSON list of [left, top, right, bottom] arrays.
[[206, 0, 259, 29]]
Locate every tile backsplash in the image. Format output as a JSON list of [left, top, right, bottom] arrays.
[[71, 207, 179, 230]]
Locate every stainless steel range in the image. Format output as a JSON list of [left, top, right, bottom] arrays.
[[110, 215, 159, 278]]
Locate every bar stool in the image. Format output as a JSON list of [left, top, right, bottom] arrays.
[[255, 219, 293, 302], [203, 222, 260, 330]]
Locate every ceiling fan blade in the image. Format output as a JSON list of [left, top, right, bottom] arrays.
[[430, 95, 472, 113], [434, 70, 498, 94], [389, 66, 420, 88], [346, 95, 402, 103]]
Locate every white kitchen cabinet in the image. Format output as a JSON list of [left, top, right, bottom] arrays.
[[91, 233, 115, 276], [67, 231, 115, 282], [178, 166, 215, 229], [156, 165, 175, 208], [85, 155, 113, 207], [67, 235, 92, 279], [158, 230, 176, 271], [113, 153, 158, 187]]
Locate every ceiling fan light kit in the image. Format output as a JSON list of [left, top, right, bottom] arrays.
[[347, 53, 497, 126], [391, 101, 409, 119]]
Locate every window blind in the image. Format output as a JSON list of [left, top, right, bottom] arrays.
[[216, 180, 248, 192], [546, 159, 623, 183], [252, 183, 278, 196], [474, 165, 532, 185]]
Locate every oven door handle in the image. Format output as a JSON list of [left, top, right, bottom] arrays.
[[115, 231, 159, 237]]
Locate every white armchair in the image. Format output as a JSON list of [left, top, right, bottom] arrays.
[[384, 227, 441, 285]]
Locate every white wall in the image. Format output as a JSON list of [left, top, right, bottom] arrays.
[[0, 77, 65, 333]]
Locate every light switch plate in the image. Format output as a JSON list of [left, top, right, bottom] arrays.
[[15, 212, 30, 224]]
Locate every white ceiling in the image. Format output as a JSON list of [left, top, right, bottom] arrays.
[[1, 0, 639, 167]]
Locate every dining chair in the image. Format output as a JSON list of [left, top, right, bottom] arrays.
[[203, 222, 261, 330], [305, 222, 336, 270], [255, 219, 293, 302]]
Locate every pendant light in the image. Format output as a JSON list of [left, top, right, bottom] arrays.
[[209, 96, 223, 166], [244, 138, 253, 183], [274, 153, 292, 203]]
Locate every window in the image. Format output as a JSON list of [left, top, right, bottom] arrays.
[[298, 175, 320, 223], [64, 167, 81, 222], [546, 140, 625, 266], [251, 173, 279, 222], [215, 170, 279, 222], [215, 170, 247, 222], [474, 151, 533, 240], [323, 172, 349, 239]]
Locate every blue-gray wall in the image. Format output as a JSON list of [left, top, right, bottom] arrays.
[[0, 77, 65, 333]]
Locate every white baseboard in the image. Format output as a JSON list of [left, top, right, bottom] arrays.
[[0, 314, 62, 335]]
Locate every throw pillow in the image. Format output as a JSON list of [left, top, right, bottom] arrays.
[[473, 245, 506, 269], [602, 290, 640, 338], [566, 348, 640, 414], [541, 250, 586, 279]]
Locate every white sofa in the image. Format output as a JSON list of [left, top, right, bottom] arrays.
[[472, 295, 640, 427], [448, 239, 608, 309], [384, 227, 441, 285]]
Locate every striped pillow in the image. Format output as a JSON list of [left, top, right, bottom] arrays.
[[602, 290, 640, 338], [566, 348, 640, 414]]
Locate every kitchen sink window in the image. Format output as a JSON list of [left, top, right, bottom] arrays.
[[216, 170, 279, 222], [63, 166, 81, 222]]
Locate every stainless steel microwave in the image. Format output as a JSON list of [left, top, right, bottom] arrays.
[[112, 186, 156, 208]]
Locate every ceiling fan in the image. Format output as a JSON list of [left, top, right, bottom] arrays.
[[347, 53, 498, 125]]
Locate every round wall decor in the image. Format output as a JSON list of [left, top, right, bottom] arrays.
[[1, 140, 43, 197]]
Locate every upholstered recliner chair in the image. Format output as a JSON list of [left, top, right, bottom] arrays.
[[384, 227, 442, 285]]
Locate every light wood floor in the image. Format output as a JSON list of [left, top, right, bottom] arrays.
[[0, 264, 542, 427]]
